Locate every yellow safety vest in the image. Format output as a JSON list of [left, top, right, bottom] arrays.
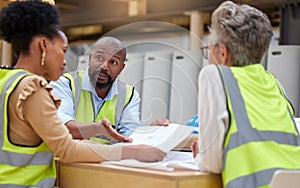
[[218, 64, 300, 188], [0, 68, 56, 187], [63, 70, 133, 128]]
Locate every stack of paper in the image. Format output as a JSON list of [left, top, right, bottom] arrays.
[[102, 151, 200, 171], [101, 124, 197, 171], [127, 123, 194, 153]]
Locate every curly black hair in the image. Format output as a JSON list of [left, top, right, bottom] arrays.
[[0, 0, 61, 55]]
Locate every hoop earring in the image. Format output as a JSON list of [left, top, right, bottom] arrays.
[[41, 50, 47, 66]]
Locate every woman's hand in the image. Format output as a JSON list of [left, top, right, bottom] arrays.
[[191, 140, 198, 158], [122, 144, 166, 162]]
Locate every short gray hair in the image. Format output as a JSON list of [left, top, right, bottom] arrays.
[[210, 1, 273, 66]]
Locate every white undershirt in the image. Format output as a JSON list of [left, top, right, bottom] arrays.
[[195, 64, 228, 173]]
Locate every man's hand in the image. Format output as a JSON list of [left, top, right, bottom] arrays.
[[100, 118, 132, 143], [150, 118, 170, 126]]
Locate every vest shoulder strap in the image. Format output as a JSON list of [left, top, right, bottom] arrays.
[[115, 80, 130, 130], [63, 71, 83, 114]]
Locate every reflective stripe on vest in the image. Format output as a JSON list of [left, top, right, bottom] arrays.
[[0, 69, 55, 187], [0, 178, 55, 188], [218, 65, 300, 188], [64, 71, 133, 130]]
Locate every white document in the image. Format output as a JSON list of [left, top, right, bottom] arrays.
[[127, 123, 194, 153], [102, 151, 200, 171]]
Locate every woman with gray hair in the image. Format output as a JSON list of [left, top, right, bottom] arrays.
[[192, 1, 300, 187]]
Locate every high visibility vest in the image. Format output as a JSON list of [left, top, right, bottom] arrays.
[[0, 68, 56, 187], [63, 70, 134, 129], [219, 64, 300, 188]]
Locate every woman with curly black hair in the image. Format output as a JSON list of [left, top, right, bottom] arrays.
[[0, 1, 165, 187]]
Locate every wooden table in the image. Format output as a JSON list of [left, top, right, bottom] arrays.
[[58, 161, 222, 188]]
